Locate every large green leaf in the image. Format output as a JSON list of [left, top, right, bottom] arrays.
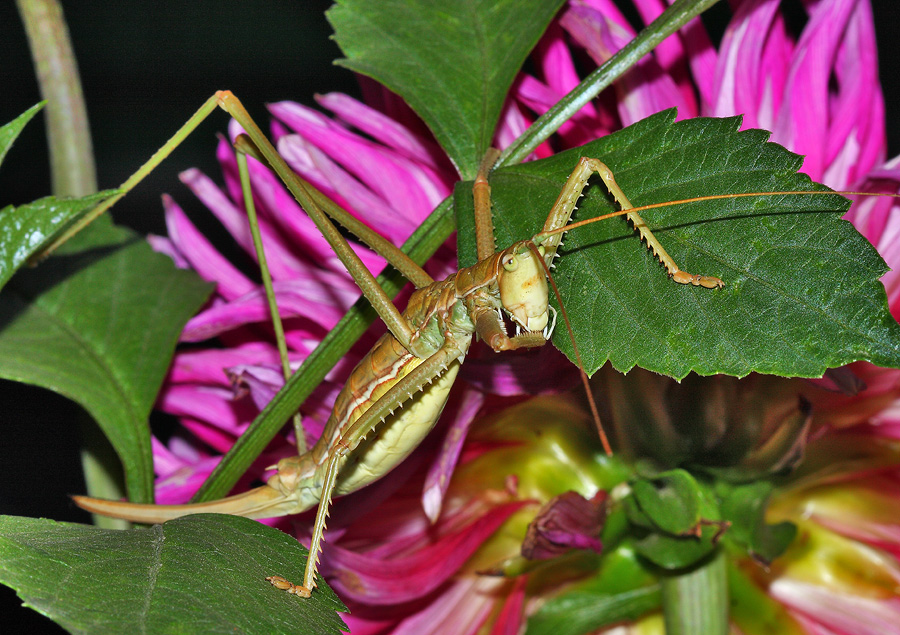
[[457, 110, 900, 378], [0, 216, 212, 502], [0, 514, 347, 634], [328, 0, 566, 178]]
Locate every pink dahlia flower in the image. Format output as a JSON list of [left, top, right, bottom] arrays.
[[147, 0, 900, 632]]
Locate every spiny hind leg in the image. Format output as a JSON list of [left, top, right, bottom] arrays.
[[591, 159, 724, 289], [542, 156, 724, 288]]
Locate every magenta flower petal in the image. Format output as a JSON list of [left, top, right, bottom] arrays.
[[422, 389, 485, 522], [181, 275, 359, 342], [146, 234, 189, 269], [387, 578, 504, 635], [771, 0, 877, 181], [316, 92, 445, 168], [561, 2, 694, 126], [167, 345, 281, 386], [278, 133, 416, 243], [157, 384, 248, 439], [179, 165, 310, 280], [161, 194, 255, 300], [268, 101, 451, 221], [713, 0, 787, 129], [323, 499, 527, 604]]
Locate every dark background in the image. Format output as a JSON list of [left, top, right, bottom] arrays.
[[1, 1, 899, 631]]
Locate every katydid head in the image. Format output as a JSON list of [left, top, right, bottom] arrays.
[[498, 241, 550, 333]]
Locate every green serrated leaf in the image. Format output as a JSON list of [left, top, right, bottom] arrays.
[[630, 470, 701, 535], [457, 110, 900, 378], [0, 216, 212, 502], [719, 481, 797, 563], [0, 514, 347, 634], [328, 0, 566, 177], [0, 103, 44, 167]]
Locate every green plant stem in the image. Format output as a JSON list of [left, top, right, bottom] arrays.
[[17, 0, 129, 521], [661, 549, 729, 635], [16, 0, 96, 197], [191, 0, 725, 501]]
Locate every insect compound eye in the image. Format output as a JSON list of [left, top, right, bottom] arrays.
[[502, 254, 518, 272]]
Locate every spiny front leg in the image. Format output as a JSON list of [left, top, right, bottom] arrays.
[[541, 157, 724, 289]]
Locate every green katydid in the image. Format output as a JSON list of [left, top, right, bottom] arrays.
[[64, 92, 889, 598]]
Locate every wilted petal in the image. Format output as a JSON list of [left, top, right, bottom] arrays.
[[521, 490, 606, 560], [461, 345, 579, 396]]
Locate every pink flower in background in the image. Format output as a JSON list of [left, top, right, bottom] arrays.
[[148, 0, 900, 631]]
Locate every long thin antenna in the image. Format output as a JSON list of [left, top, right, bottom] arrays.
[[528, 243, 612, 455], [535, 190, 900, 241]]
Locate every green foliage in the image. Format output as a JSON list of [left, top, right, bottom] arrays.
[[457, 110, 900, 378], [0, 216, 211, 502], [328, 0, 566, 178], [719, 481, 797, 564], [525, 548, 660, 635], [0, 105, 118, 291], [0, 514, 347, 634]]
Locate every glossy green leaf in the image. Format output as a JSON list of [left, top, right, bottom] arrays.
[[328, 0, 566, 178], [0, 192, 115, 291], [630, 470, 701, 535], [0, 514, 346, 634], [0, 105, 119, 291], [0, 217, 212, 502], [456, 110, 900, 378], [0, 103, 43, 166]]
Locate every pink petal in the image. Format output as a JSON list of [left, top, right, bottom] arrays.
[[157, 384, 249, 438], [179, 165, 310, 280], [422, 389, 485, 522], [771, 579, 900, 635], [316, 92, 446, 169], [390, 577, 504, 635], [712, 0, 788, 128], [323, 499, 527, 604], [181, 275, 360, 342], [168, 345, 282, 385], [161, 194, 254, 300], [146, 234, 189, 269], [269, 101, 451, 218], [278, 133, 415, 243]]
